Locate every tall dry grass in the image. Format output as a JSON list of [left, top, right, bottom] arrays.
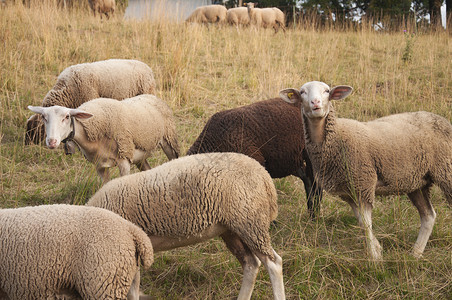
[[0, 2, 451, 299]]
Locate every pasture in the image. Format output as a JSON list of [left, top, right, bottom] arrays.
[[0, 2, 451, 299]]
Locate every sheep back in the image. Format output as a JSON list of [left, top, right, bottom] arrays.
[[186, 5, 227, 23], [87, 152, 278, 257], [0, 204, 153, 300], [227, 7, 250, 25], [187, 98, 305, 178], [25, 59, 156, 145], [42, 59, 156, 108], [78, 94, 178, 161], [308, 110, 452, 201]]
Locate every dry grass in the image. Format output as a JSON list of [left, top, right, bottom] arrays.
[[0, 2, 451, 299]]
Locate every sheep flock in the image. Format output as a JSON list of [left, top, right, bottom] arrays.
[[1, 3, 451, 299]]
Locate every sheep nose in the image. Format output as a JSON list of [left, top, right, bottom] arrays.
[[311, 99, 321, 107], [47, 138, 58, 149]]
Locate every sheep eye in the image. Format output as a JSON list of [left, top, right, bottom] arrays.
[[299, 89, 305, 95], [65, 115, 70, 120], [325, 89, 330, 93]]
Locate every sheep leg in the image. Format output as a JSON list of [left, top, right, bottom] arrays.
[[298, 151, 323, 219], [96, 166, 110, 184], [160, 140, 179, 160], [118, 159, 131, 177], [127, 270, 141, 300], [408, 189, 436, 258], [296, 167, 322, 219], [342, 195, 382, 260], [253, 249, 285, 300], [136, 160, 152, 171], [221, 231, 261, 300]]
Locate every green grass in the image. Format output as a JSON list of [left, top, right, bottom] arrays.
[[1, 2, 451, 299]]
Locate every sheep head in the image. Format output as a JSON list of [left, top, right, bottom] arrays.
[[27, 105, 93, 149], [280, 81, 353, 119]]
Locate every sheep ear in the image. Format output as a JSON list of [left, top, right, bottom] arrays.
[[279, 88, 302, 104], [330, 86, 353, 100], [28, 105, 46, 115], [69, 109, 93, 119]]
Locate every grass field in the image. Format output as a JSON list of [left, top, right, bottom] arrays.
[[0, 2, 451, 299]]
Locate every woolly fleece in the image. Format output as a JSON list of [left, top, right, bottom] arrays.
[[26, 59, 156, 144], [43, 59, 155, 108], [78, 94, 179, 161], [0, 204, 153, 300], [187, 98, 306, 178], [187, 98, 323, 217], [186, 5, 227, 23], [227, 7, 250, 26], [306, 109, 452, 204], [87, 152, 278, 258], [247, 4, 285, 32]]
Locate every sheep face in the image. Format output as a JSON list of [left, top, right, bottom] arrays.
[[28, 105, 92, 149], [279, 81, 353, 119]]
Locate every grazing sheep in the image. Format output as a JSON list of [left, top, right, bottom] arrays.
[[185, 5, 227, 24], [25, 59, 156, 145], [280, 81, 452, 260], [88, 0, 115, 19], [28, 94, 179, 183], [247, 3, 286, 33], [87, 152, 285, 300], [226, 7, 250, 27], [187, 98, 323, 218], [0, 204, 153, 300]]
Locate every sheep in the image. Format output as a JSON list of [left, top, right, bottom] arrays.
[[226, 7, 250, 27], [28, 94, 179, 184], [87, 152, 285, 300], [187, 98, 323, 218], [185, 5, 227, 24], [0, 204, 153, 300], [247, 3, 286, 33], [279, 81, 452, 260], [88, 0, 115, 19], [25, 59, 156, 145]]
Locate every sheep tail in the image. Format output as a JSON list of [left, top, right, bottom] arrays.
[[131, 226, 154, 270], [265, 177, 278, 222], [161, 132, 180, 160]]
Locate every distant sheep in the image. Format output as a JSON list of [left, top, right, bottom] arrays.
[[25, 59, 156, 145], [87, 152, 285, 299], [185, 5, 227, 24], [280, 81, 452, 260], [226, 7, 250, 27], [0, 204, 153, 300], [88, 0, 115, 19], [28, 94, 179, 183], [247, 2, 286, 33], [187, 98, 323, 218]]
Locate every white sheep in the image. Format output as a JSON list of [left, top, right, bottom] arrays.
[[226, 7, 250, 27], [88, 0, 115, 19], [28, 94, 179, 183], [280, 81, 452, 260], [87, 152, 285, 300], [185, 5, 227, 24], [25, 59, 156, 145], [247, 3, 286, 33], [0, 204, 153, 300]]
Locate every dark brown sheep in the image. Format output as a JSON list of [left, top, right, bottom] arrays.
[[187, 98, 322, 218]]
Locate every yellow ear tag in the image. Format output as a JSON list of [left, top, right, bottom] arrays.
[[288, 92, 294, 99]]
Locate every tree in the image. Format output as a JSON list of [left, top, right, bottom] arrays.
[[447, 0, 452, 29], [428, 0, 443, 28]]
